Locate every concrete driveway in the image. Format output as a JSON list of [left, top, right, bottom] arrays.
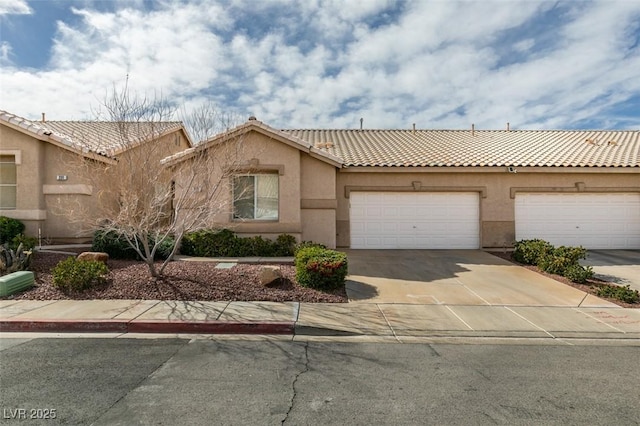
[[582, 250, 640, 293], [344, 250, 616, 307]]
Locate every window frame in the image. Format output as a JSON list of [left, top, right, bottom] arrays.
[[232, 173, 279, 221], [0, 154, 17, 210]]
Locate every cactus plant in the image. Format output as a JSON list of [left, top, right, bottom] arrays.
[[0, 243, 32, 276]]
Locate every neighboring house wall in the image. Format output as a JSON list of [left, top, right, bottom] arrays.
[[336, 169, 640, 248], [42, 143, 99, 242], [0, 120, 191, 243], [0, 125, 47, 238]]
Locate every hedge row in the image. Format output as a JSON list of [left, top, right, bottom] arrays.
[[91, 231, 174, 260], [512, 239, 593, 283], [180, 229, 297, 257]]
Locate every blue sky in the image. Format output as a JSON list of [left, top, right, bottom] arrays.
[[1, 0, 639, 130]]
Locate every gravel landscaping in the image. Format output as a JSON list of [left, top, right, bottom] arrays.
[[6, 251, 348, 303]]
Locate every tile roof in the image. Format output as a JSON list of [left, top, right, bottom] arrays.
[[0, 110, 184, 159], [162, 119, 343, 168], [283, 129, 640, 168]]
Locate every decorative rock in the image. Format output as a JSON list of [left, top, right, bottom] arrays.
[[259, 266, 282, 287], [77, 252, 109, 264]]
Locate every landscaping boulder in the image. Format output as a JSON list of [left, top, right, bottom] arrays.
[[77, 251, 109, 264], [259, 266, 282, 287]]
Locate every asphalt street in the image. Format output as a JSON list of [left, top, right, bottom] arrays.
[[0, 338, 639, 425]]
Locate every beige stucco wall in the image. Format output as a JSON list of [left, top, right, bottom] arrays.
[[336, 168, 640, 248], [175, 131, 303, 241], [173, 130, 339, 247], [300, 154, 337, 247], [0, 124, 47, 238], [0, 124, 190, 243]]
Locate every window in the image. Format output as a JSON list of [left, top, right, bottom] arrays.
[[0, 155, 16, 209], [233, 174, 278, 220]]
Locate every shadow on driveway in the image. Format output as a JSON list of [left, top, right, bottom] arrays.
[[582, 250, 640, 292], [342, 250, 616, 308]]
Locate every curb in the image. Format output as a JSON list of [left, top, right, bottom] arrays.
[[0, 319, 295, 335]]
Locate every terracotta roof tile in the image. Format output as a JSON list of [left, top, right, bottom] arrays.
[[1, 110, 183, 158], [283, 129, 639, 168]]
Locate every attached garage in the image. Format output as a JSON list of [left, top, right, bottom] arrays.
[[515, 193, 640, 249], [349, 192, 480, 249]]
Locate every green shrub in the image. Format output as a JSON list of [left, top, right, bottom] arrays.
[[595, 284, 639, 304], [275, 234, 297, 256], [294, 241, 327, 256], [11, 234, 38, 250], [0, 217, 25, 245], [52, 257, 108, 292], [295, 246, 348, 291], [92, 231, 174, 260], [155, 236, 176, 260], [512, 239, 554, 265], [538, 245, 588, 276], [538, 254, 572, 275], [181, 229, 298, 257], [563, 264, 594, 284], [92, 230, 138, 260], [553, 245, 588, 264], [180, 229, 236, 257]]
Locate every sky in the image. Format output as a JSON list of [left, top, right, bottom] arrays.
[[0, 0, 639, 131]]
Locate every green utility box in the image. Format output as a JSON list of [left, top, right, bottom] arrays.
[[0, 271, 35, 297]]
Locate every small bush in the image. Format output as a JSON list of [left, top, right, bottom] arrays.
[[0, 216, 25, 245], [52, 257, 108, 292], [275, 234, 297, 256], [295, 246, 348, 291], [595, 284, 639, 304], [538, 254, 572, 276], [92, 231, 174, 260], [294, 241, 327, 256], [11, 234, 38, 250], [553, 245, 588, 264], [563, 264, 594, 284], [92, 231, 138, 260], [155, 236, 176, 260], [537, 245, 588, 276], [512, 239, 554, 265]]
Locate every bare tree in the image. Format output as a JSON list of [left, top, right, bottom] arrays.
[[52, 84, 249, 278]]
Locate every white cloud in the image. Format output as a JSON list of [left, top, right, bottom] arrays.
[[0, 0, 638, 130], [0, 0, 31, 15]]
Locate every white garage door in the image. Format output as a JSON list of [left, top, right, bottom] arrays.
[[515, 193, 640, 249], [350, 192, 479, 249]]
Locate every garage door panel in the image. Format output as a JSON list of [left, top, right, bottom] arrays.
[[515, 193, 640, 249], [350, 192, 479, 249]]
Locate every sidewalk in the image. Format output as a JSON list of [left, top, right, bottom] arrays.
[[1, 299, 639, 340]]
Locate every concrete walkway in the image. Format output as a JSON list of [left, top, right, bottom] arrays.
[[1, 249, 638, 340], [1, 299, 639, 340]]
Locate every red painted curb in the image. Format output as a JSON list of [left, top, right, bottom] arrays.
[[0, 319, 295, 335], [0, 319, 127, 333], [128, 321, 295, 334]]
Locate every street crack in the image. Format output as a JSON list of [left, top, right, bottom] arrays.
[[282, 342, 310, 425]]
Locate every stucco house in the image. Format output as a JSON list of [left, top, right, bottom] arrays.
[[166, 117, 639, 250], [0, 110, 192, 243]]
